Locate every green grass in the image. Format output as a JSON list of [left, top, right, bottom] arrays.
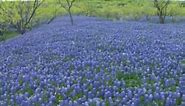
[[146, 79, 155, 85], [66, 88, 73, 97], [16, 85, 34, 97], [165, 85, 177, 92], [1, 1, 185, 43], [108, 79, 114, 86], [176, 97, 182, 105], [72, 93, 83, 101], [60, 82, 67, 87], [180, 59, 185, 65], [19, 78, 23, 86], [116, 71, 141, 88], [0, 31, 18, 41], [140, 96, 165, 106], [63, 55, 75, 62], [81, 77, 87, 83], [155, 100, 165, 106], [95, 66, 101, 73], [40, 0, 185, 23], [140, 95, 145, 104], [55, 93, 64, 104], [42, 91, 49, 102], [105, 99, 110, 106], [87, 84, 93, 91]]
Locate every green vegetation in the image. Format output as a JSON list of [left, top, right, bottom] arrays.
[[105, 99, 110, 106], [72, 92, 83, 101], [72, 0, 185, 21], [55, 93, 63, 104], [0, 31, 18, 41], [1, 0, 185, 41], [16, 85, 34, 97], [180, 59, 185, 65], [116, 71, 142, 88], [42, 91, 49, 102], [0, 0, 43, 34], [63, 55, 75, 62], [176, 97, 182, 105]]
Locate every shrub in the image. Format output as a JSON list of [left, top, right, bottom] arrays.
[[0, 0, 43, 34]]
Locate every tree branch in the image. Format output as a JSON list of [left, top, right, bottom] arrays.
[[24, 0, 44, 27]]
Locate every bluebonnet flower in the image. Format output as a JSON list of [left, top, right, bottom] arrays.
[[0, 16, 185, 105]]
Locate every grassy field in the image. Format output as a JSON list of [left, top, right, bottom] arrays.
[[0, 32, 18, 41], [0, 16, 185, 106], [0, 1, 185, 105], [1, 0, 185, 41], [39, 0, 185, 21]]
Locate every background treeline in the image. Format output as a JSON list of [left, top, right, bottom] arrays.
[[0, 0, 185, 41]]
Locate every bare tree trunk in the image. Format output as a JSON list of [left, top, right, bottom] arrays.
[[17, 27, 26, 34], [159, 15, 165, 24], [171, 16, 176, 23], [68, 9, 73, 25], [48, 6, 58, 24], [154, 0, 170, 24], [158, 10, 165, 24], [146, 15, 150, 21], [58, 0, 75, 25], [0, 30, 3, 36]]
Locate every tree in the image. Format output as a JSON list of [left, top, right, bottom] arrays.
[[0, 0, 43, 34], [58, 0, 76, 25], [153, 0, 170, 24], [16, 0, 44, 34], [0, 1, 14, 32], [0, 26, 3, 36], [47, 1, 60, 24]]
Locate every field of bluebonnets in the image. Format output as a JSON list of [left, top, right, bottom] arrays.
[[0, 16, 185, 106]]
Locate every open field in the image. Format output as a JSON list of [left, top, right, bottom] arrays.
[[0, 16, 185, 105], [40, 0, 185, 21], [1, 0, 185, 41]]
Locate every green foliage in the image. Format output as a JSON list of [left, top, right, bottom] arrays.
[[108, 78, 114, 86], [16, 85, 34, 97], [0, 31, 18, 41], [76, 1, 98, 16], [180, 59, 185, 65], [105, 99, 110, 106], [36, 4, 64, 24], [116, 71, 141, 88], [58, 0, 76, 25], [0, 0, 43, 34], [72, 92, 83, 101], [66, 88, 73, 96], [155, 100, 164, 106], [1, 0, 185, 41], [176, 97, 182, 105], [55, 93, 63, 104], [76, 0, 185, 21], [63, 55, 75, 62]]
